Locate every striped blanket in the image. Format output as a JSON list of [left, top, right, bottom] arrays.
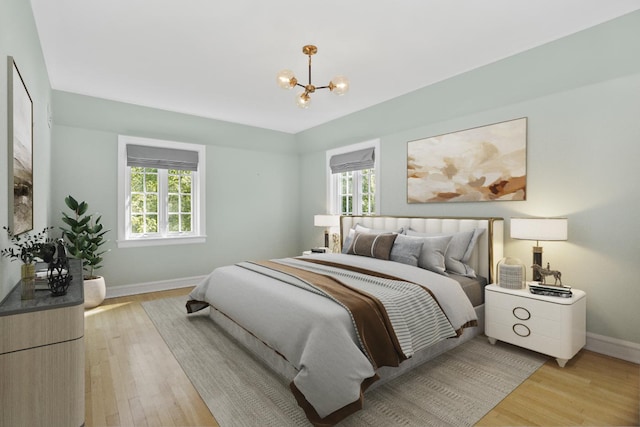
[[187, 254, 476, 426], [234, 258, 458, 425], [260, 258, 458, 363]]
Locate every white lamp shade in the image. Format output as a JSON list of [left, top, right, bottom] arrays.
[[510, 217, 568, 241], [314, 214, 340, 227]]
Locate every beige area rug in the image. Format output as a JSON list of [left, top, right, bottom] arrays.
[[142, 296, 548, 426]]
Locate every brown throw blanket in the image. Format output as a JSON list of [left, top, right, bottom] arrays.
[[188, 258, 464, 426], [257, 260, 406, 370], [252, 260, 457, 426]]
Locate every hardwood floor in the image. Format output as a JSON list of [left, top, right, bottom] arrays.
[[85, 288, 639, 427], [84, 288, 218, 427]]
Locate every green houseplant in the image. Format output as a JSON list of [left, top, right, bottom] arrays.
[[61, 195, 110, 308]]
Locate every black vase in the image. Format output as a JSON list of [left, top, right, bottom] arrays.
[[47, 239, 72, 296]]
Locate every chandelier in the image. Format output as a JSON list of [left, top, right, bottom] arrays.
[[276, 45, 349, 109]]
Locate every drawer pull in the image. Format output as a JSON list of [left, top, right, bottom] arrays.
[[513, 306, 531, 320], [512, 323, 531, 337]]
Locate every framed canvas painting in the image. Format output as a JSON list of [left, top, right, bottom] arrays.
[[7, 57, 34, 234], [407, 117, 527, 203]]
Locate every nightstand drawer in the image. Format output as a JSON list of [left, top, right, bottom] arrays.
[[487, 305, 563, 339], [486, 289, 562, 321], [485, 321, 564, 355]]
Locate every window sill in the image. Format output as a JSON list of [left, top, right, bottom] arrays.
[[116, 235, 206, 248]]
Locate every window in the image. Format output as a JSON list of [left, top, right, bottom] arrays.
[[117, 136, 206, 248], [327, 140, 379, 216]]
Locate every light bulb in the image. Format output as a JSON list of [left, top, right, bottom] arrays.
[[329, 75, 349, 95], [276, 69, 297, 89], [296, 91, 311, 109]]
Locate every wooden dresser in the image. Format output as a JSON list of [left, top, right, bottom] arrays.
[[0, 259, 84, 427]]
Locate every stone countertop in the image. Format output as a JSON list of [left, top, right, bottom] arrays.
[[0, 259, 84, 316]]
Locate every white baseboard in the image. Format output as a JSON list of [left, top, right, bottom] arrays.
[[105, 275, 207, 299], [585, 332, 640, 364]]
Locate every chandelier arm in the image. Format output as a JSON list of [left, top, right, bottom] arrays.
[[315, 85, 331, 90]]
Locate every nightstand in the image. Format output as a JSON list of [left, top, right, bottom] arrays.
[[485, 283, 586, 367]]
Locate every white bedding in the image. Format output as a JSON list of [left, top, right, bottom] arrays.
[[188, 253, 477, 422]]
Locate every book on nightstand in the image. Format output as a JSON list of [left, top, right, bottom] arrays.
[[528, 282, 573, 298]]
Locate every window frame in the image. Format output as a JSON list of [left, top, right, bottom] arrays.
[[117, 135, 206, 248], [326, 140, 380, 216]]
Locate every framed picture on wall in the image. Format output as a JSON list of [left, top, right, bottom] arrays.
[[7, 56, 34, 234], [407, 117, 527, 203]]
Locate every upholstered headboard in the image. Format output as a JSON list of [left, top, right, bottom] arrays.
[[340, 216, 504, 283]]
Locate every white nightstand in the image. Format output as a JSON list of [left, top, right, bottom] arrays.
[[485, 284, 586, 367]]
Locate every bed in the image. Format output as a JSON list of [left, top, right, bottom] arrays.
[[187, 216, 504, 426]]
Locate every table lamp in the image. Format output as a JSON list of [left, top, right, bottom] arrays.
[[510, 217, 568, 281], [314, 214, 340, 249]]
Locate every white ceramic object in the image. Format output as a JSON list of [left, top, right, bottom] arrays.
[[84, 276, 106, 309]]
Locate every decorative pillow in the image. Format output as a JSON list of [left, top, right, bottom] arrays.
[[354, 223, 405, 235], [409, 234, 453, 275], [347, 232, 398, 260], [342, 223, 404, 254], [389, 234, 424, 267], [406, 228, 485, 277], [341, 228, 356, 254]]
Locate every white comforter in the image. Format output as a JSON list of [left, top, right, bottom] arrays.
[[188, 253, 477, 420]]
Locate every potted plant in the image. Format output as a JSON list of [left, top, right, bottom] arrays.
[[1, 226, 55, 299], [61, 195, 110, 308]]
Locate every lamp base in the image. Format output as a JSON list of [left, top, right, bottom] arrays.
[[532, 246, 543, 281]]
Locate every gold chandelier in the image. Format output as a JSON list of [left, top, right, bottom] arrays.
[[276, 45, 349, 109]]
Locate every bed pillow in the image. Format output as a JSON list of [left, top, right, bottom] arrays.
[[389, 234, 424, 267], [347, 232, 397, 260], [409, 235, 453, 275], [354, 223, 405, 235], [342, 223, 404, 254], [406, 228, 485, 277]]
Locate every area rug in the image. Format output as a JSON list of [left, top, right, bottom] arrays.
[[142, 296, 548, 426]]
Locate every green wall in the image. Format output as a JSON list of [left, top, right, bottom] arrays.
[[51, 92, 299, 287], [0, 0, 53, 298], [1, 1, 638, 347], [296, 12, 640, 344]]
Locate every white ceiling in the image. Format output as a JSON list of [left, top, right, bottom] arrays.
[[30, 1, 640, 134]]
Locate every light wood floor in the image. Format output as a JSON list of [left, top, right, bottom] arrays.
[[85, 288, 639, 427]]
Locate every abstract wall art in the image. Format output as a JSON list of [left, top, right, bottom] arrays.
[[407, 117, 527, 203], [7, 57, 34, 234]]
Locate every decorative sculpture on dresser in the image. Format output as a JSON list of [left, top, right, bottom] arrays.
[[47, 239, 73, 296], [532, 263, 562, 285]]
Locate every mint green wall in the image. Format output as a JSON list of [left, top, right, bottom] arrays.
[[296, 12, 640, 344], [0, 0, 52, 299], [3, 2, 638, 346], [50, 92, 299, 287]]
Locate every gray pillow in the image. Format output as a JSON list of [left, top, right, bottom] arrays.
[[406, 228, 485, 277], [389, 234, 424, 267], [347, 232, 398, 260], [409, 234, 453, 275]]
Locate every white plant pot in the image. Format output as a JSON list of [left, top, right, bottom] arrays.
[[84, 276, 106, 309]]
